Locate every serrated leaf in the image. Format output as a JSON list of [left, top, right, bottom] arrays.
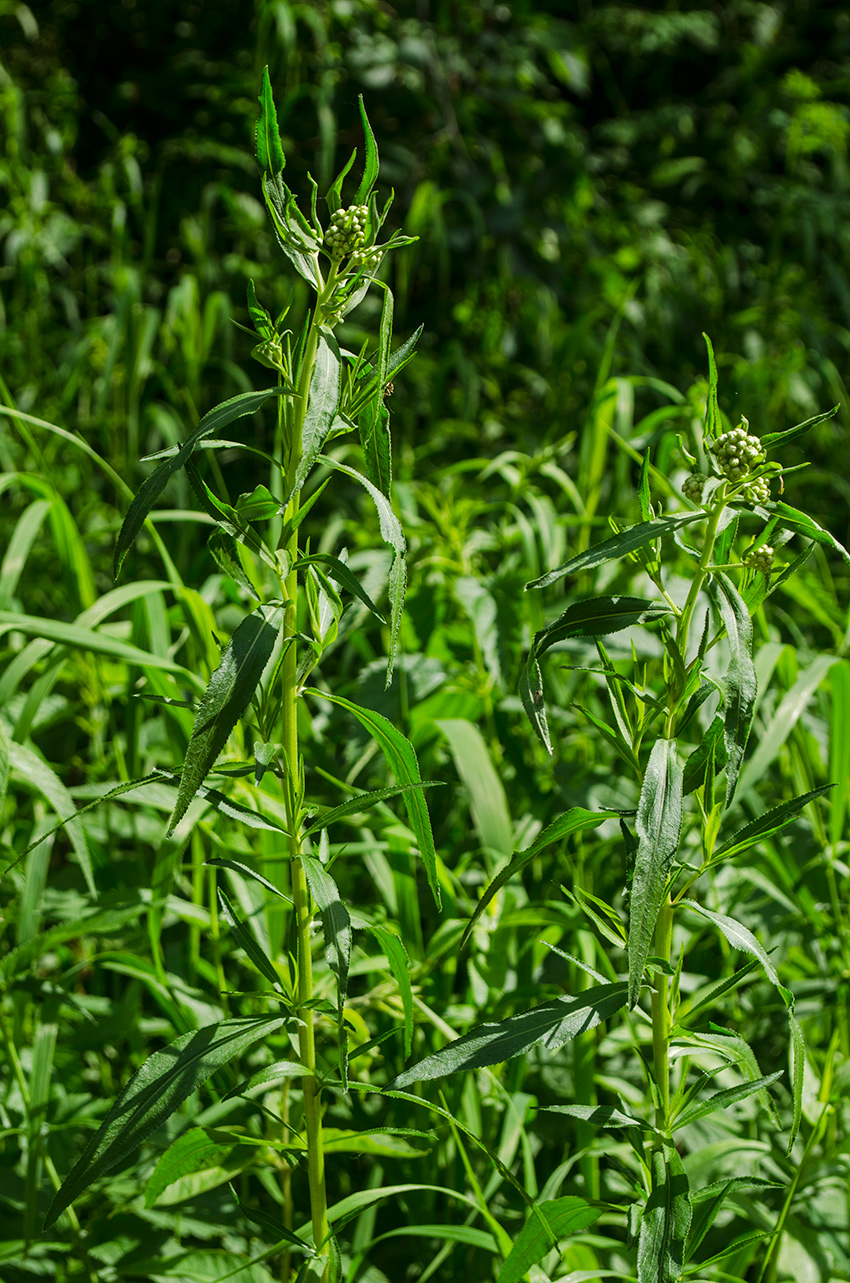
[[114, 387, 285, 580], [291, 335, 341, 498], [526, 514, 703, 591], [217, 886, 283, 991], [497, 1197, 601, 1283], [674, 1070, 783, 1130], [302, 781, 437, 838], [628, 740, 683, 1009], [637, 1149, 691, 1283], [354, 95, 379, 205], [44, 1014, 286, 1229], [686, 1177, 781, 1260], [679, 901, 786, 996], [541, 1104, 650, 1129], [712, 784, 833, 862], [768, 499, 850, 563], [294, 553, 384, 621], [761, 404, 839, 449], [461, 808, 606, 948], [318, 455, 406, 685], [388, 983, 627, 1088], [304, 690, 439, 905], [710, 573, 756, 806], [168, 602, 284, 833], [255, 66, 286, 174], [300, 856, 351, 1013]]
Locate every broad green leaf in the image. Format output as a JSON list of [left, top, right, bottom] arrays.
[[157, 1249, 277, 1282], [0, 610, 188, 675], [711, 573, 756, 806], [628, 739, 683, 1009], [294, 553, 384, 621], [436, 718, 512, 858], [461, 808, 606, 948], [302, 782, 436, 838], [526, 513, 703, 591], [305, 690, 439, 905], [144, 1128, 250, 1208], [168, 602, 284, 834], [368, 923, 413, 1057], [637, 1149, 691, 1283], [217, 886, 283, 991], [235, 483, 280, 523], [768, 499, 850, 563], [761, 404, 839, 449], [354, 95, 379, 205], [674, 1071, 783, 1130], [317, 455, 406, 684], [292, 335, 341, 498], [388, 982, 627, 1088], [712, 784, 833, 862], [114, 387, 286, 580], [498, 1196, 601, 1283], [43, 1014, 287, 1228], [255, 66, 286, 174], [542, 1104, 650, 1129], [10, 740, 94, 896], [521, 597, 670, 751]]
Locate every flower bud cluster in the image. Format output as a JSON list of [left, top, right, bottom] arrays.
[[682, 472, 708, 503], [349, 244, 382, 274], [324, 205, 368, 260], [743, 543, 775, 573], [711, 426, 765, 482], [739, 477, 770, 506]]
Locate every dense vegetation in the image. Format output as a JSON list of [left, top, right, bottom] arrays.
[[1, 3, 849, 1282]]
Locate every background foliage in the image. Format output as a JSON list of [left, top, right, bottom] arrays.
[[1, 2, 849, 1281]]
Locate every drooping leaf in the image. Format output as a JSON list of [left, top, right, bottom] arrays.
[[710, 573, 756, 806], [44, 1014, 287, 1229], [294, 553, 384, 621], [628, 739, 683, 1009], [114, 388, 286, 580], [168, 602, 284, 833], [291, 334, 341, 498], [461, 808, 606, 948], [679, 900, 786, 996], [526, 513, 703, 591], [637, 1148, 691, 1283], [255, 66, 286, 175], [768, 499, 850, 563], [711, 784, 833, 862], [317, 455, 405, 684], [497, 1196, 601, 1283], [217, 886, 283, 992], [388, 983, 627, 1088], [304, 690, 439, 904]]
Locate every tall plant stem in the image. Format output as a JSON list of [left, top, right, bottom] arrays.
[[278, 281, 334, 1275]]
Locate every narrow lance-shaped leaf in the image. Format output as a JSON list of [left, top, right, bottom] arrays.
[[761, 404, 838, 450], [628, 739, 683, 1009], [767, 499, 850, 564], [673, 1070, 783, 1130], [712, 784, 834, 862], [294, 553, 384, 621], [304, 689, 440, 905], [497, 1197, 602, 1283], [369, 924, 414, 1058], [302, 851, 352, 1087], [217, 886, 283, 992], [637, 1148, 691, 1283], [114, 387, 286, 580], [317, 455, 406, 685], [710, 573, 757, 806], [168, 602, 284, 833], [358, 284, 394, 497], [526, 513, 703, 591], [255, 65, 286, 175], [354, 94, 379, 205], [521, 597, 671, 752], [388, 983, 627, 1088], [702, 332, 721, 441], [43, 1014, 287, 1229], [290, 334, 341, 501], [302, 781, 438, 838]]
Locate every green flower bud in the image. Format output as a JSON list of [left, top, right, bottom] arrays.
[[324, 204, 369, 260], [711, 425, 765, 482], [740, 477, 770, 505], [743, 543, 775, 573], [682, 472, 708, 502]]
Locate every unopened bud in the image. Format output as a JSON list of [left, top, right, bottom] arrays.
[[743, 543, 775, 573]]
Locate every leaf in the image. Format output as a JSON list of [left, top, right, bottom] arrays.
[[702, 332, 721, 442], [144, 1128, 250, 1208], [525, 514, 703, 591], [388, 982, 627, 1088], [461, 808, 606, 948], [43, 1014, 287, 1229], [357, 286, 395, 497], [0, 610, 189, 675], [712, 784, 833, 862], [305, 689, 440, 906], [208, 529, 260, 600], [710, 573, 756, 806], [217, 886, 283, 992], [255, 66, 286, 174], [787, 1010, 805, 1154], [686, 1178, 781, 1260], [738, 655, 839, 794], [637, 1149, 691, 1283], [114, 388, 286, 580], [768, 499, 850, 563], [9, 740, 94, 897], [761, 404, 839, 450], [168, 603, 284, 834], [368, 924, 413, 1057], [317, 455, 405, 684], [436, 718, 513, 858], [682, 716, 727, 796], [300, 856, 351, 1018], [226, 1060, 309, 1100], [541, 1104, 650, 1129], [292, 335, 341, 499], [674, 1070, 783, 1130], [302, 782, 437, 838], [293, 553, 384, 621], [497, 1197, 601, 1283], [521, 597, 670, 751], [628, 740, 683, 1009], [679, 901, 786, 996], [354, 95, 379, 205]]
